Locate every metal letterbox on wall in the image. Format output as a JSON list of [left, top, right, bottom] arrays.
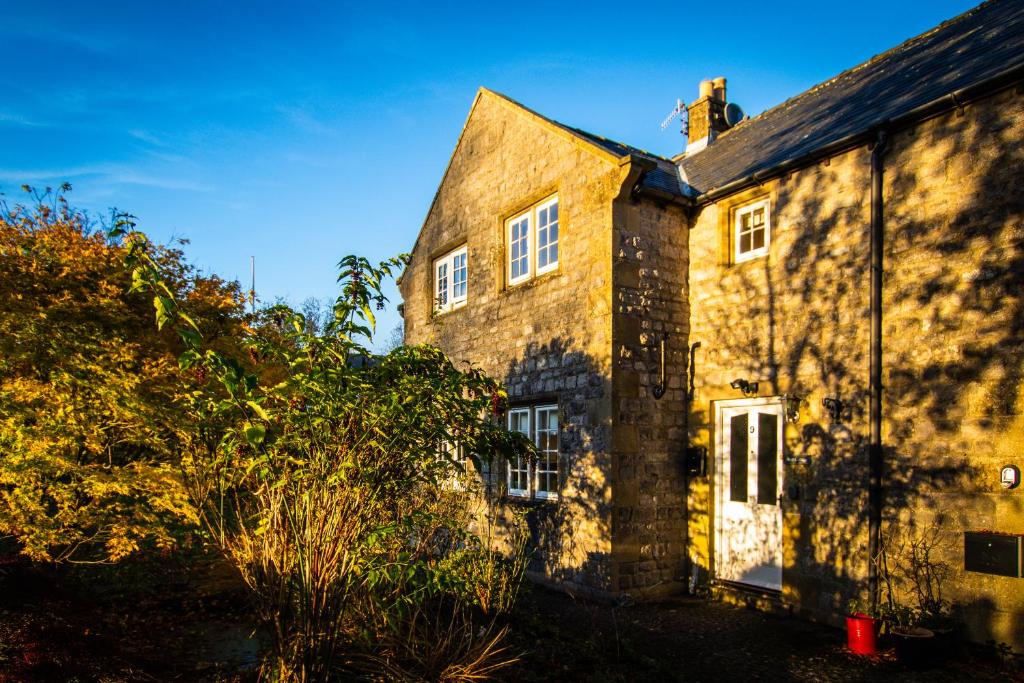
[[685, 446, 707, 477], [964, 531, 1022, 578]]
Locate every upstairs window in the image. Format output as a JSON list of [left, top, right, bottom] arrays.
[[509, 214, 530, 285], [535, 198, 559, 275], [433, 245, 468, 313], [507, 195, 559, 286], [734, 198, 770, 263], [507, 404, 559, 501]]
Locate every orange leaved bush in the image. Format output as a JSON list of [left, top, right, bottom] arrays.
[[0, 186, 247, 562]]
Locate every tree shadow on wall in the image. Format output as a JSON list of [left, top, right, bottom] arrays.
[[689, 98, 1023, 647], [494, 337, 616, 596]]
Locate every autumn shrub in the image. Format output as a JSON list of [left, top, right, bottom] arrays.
[[0, 186, 246, 562], [122, 229, 531, 681]]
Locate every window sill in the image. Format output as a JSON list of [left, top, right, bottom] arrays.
[[432, 301, 467, 317], [503, 268, 562, 294], [503, 493, 559, 506], [731, 252, 769, 266]]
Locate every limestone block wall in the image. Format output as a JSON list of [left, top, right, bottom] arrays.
[[400, 90, 627, 592], [611, 197, 690, 595], [882, 86, 1024, 647], [687, 85, 1024, 648], [688, 147, 873, 619]]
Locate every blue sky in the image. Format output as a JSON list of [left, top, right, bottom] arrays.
[[1, 0, 978, 347]]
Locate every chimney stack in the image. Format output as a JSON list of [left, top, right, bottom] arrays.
[[686, 77, 728, 153]]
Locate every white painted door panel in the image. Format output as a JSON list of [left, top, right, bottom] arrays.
[[715, 400, 784, 591]]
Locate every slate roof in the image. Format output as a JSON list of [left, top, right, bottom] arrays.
[[557, 123, 688, 198], [483, 88, 689, 197], [678, 0, 1024, 196]]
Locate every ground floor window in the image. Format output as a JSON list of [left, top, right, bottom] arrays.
[[507, 404, 559, 501], [439, 441, 491, 492]]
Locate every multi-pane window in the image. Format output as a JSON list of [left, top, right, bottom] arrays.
[[734, 198, 770, 263], [534, 405, 559, 499], [438, 440, 466, 490], [433, 245, 468, 313], [437, 440, 496, 493], [451, 250, 467, 300], [507, 404, 559, 500], [509, 215, 530, 284], [507, 409, 531, 496], [535, 198, 559, 275], [507, 195, 559, 285]]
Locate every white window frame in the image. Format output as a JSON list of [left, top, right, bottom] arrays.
[[534, 197, 559, 277], [438, 440, 466, 491], [438, 440, 493, 493], [506, 404, 559, 501], [533, 405, 559, 500], [733, 198, 771, 263], [508, 213, 531, 286], [507, 195, 559, 286], [433, 245, 468, 313], [507, 408, 531, 497]]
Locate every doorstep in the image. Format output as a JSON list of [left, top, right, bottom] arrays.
[[711, 580, 793, 617]]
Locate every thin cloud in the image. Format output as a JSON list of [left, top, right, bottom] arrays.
[[276, 106, 340, 137], [282, 151, 344, 169], [128, 129, 167, 146], [0, 110, 47, 128], [0, 164, 211, 192], [0, 25, 119, 56]]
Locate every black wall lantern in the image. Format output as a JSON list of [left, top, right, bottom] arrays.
[[822, 396, 844, 421], [730, 378, 758, 397], [781, 394, 803, 424]]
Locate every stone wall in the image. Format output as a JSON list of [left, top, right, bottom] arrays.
[[686, 85, 1024, 647], [400, 89, 630, 592], [882, 86, 1024, 647], [611, 195, 691, 596]]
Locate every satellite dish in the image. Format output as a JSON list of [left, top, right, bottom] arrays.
[[724, 102, 745, 128]]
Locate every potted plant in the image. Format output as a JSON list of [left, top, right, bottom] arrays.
[[876, 526, 940, 667], [845, 598, 882, 655], [881, 604, 934, 667], [917, 598, 959, 661]]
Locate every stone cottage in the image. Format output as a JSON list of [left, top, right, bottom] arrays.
[[398, 0, 1024, 648]]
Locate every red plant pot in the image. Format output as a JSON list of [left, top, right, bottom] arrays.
[[846, 612, 881, 655]]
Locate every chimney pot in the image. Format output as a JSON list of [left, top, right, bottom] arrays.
[[712, 76, 727, 102], [687, 76, 731, 153]]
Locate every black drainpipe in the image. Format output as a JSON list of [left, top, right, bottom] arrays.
[[868, 128, 888, 611]]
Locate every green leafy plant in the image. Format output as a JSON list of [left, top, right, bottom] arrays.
[[119, 224, 532, 680], [846, 597, 881, 619]]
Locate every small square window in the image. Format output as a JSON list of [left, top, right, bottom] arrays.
[[433, 245, 468, 313], [734, 198, 771, 263]]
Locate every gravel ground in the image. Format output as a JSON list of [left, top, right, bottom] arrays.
[[2, 556, 1019, 682], [0, 555, 259, 682], [504, 586, 1024, 683]]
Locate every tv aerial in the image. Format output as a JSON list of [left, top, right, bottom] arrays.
[[660, 98, 687, 135]]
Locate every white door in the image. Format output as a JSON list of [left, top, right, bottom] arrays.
[[714, 398, 784, 591]]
